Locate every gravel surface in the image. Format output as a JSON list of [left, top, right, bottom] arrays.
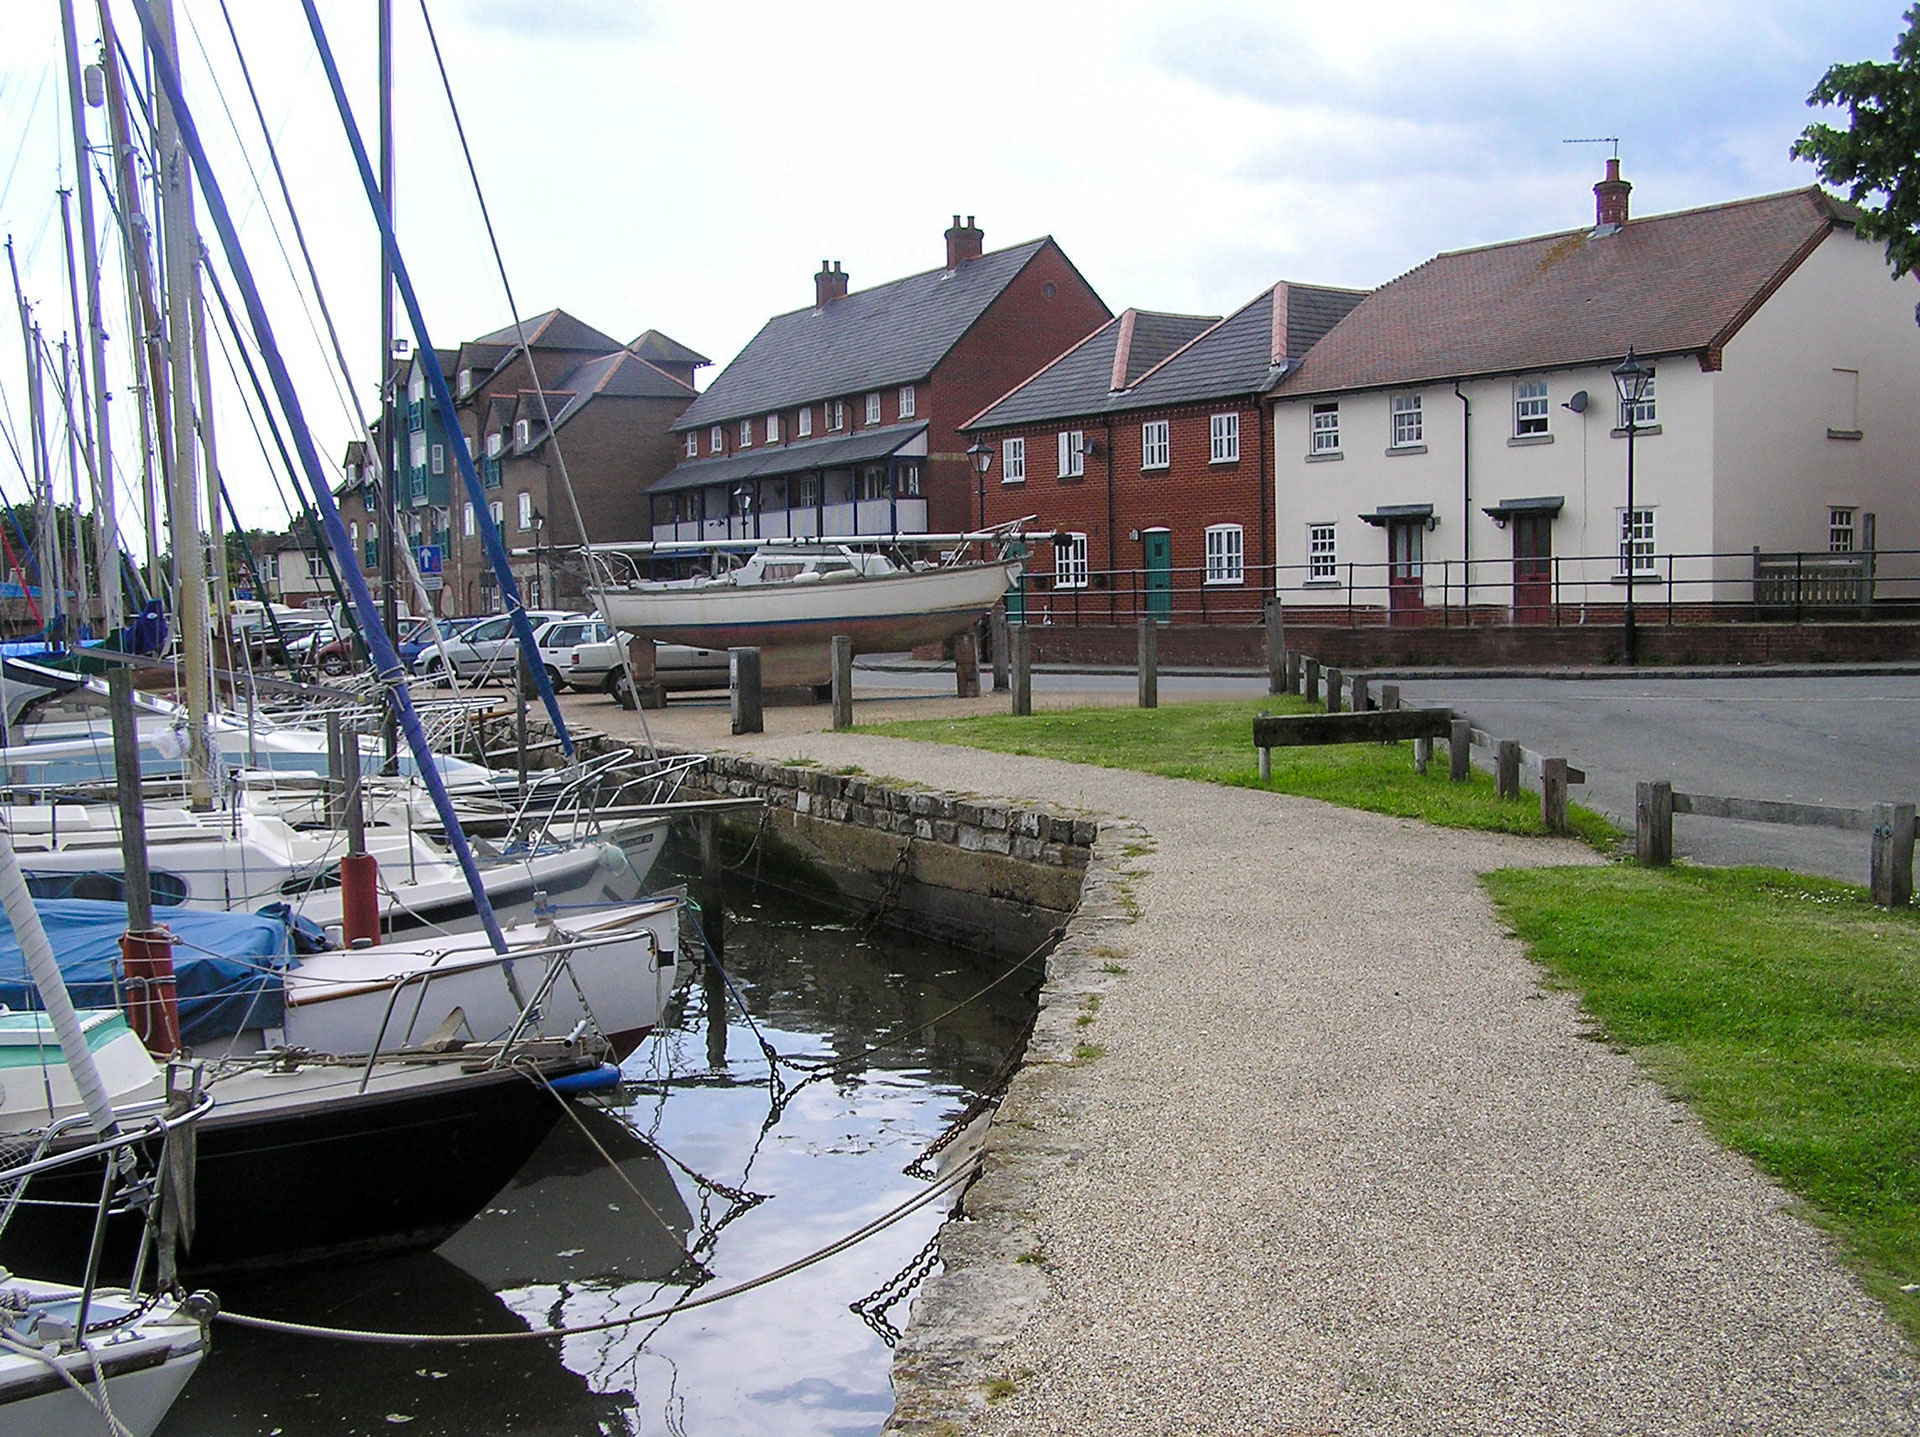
[[579, 690, 1920, 1435]]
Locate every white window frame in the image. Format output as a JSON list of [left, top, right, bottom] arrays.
[[409, 432, 427, 470], [828, 400, 845, 431], [865, 392, 881, 425], [457, 367, 473, 398], [1209, 412, 1240, 463], [709, 425, 724, 454], [1514, 378, 1549, 436], [1057, 430, 1085, 478], [1390, 393, 1423, 447], [1619, 507, 1656, 576], [797, 407, 813, 438], [430, 442, 444, 475], [1830, 506, 1857, 553], [514, 418, 531, 449], [1620, 370, 1657, 428], [1002, 436, 1026, 484], [685, 432, 698, 458], [739, 419, 752, 448], [518, 491, 533, 530], [766, 413, 780, 444], [409, 367, 425, 402], [1204, 524, 1245, 585], [1310, 402, 1340, 454], [898, 385, 916, 419], [1054, 532, 1089, 589], [1141, 419, 1170, 471], [463, 505, 475, 537], [1308, 523, 1337, 581], [488, 500, 504, 528]]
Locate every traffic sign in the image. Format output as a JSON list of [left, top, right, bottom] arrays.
[[416, 544, 442, 575]]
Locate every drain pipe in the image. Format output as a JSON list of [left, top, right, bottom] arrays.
[[1454, 382, 1472, 614]]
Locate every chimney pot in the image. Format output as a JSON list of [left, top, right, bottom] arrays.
[[1593, 158, 1631, 228], [815, 259, 849, 306], [944, 214, 984, 268]]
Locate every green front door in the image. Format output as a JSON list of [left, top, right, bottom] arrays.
[[1143, 529, 1172, 620]]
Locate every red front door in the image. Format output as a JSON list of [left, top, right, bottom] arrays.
[[1511, 514, 1552, 623], [1388, 522, 1425, 625]]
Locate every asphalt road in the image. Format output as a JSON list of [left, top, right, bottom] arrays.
[[848, 660, 1918, 882]]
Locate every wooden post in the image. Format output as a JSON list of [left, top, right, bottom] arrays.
[[1448, 719, 1471, 782], [1636, 780, 1674, 866], [1414, 737, 1432, 775], [955, 629, 981, 699], [694, 815, 728, 1070], [1011, 624, 1031, 716], [1137, 617, 1158, 709], [1540, 757, 1569, 834], [341, 718, 365, 854], [1496, 740, 1521, 800], [627, 634, 664, 710], [1264, 598, 1285, 695], [1324, 666, 1343, 714], [1352, 677, 1371, 713], [1380, 683, 1401, 712], [1257, 710, 1271, 783], [1870, 801, 1915, 908], [1284, 650, 1302, 696], [729, 646, 763, 735], [991, 607, 1010, 692], [830, 634, 854, 730], [1303, 657, 1320, 705]]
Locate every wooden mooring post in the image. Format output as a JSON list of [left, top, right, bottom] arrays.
[[1324, 666, 1342, 714], [730, 647, 763, 735], [1448, 719, 1471, 783], [1871, 802, 1916, 908], [1137, 617, 1158, 709], [1257, 711, 1271, 782], [830, 635, 854, 729], [1011, 624, 1032, 717], [1303, 657, 1320, 705], [990, 608, 1010, 693], [955, 629, 981, 699], [1496, 740, 1521, 800], [1414, 736, 1432, 775], [1636, 779, 1674, 865], [1284, 651, 1302, 696], [1264, 598, 1285, 696], [1379, 684, 1401, 712], [1540, 757, 1570, 835]]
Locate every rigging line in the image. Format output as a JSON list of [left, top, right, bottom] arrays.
[[413, 0, 594, 576], [215, 1149, 979, 1346]]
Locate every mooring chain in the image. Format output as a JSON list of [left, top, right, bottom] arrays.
[[849, 1227, 944, 1348], [903, 1038, 1025, 1181], [863, 836, 914, 932]]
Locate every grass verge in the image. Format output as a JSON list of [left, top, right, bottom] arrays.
[[861, 697, 1617, 847], [1484, 862, 1920, 1344]]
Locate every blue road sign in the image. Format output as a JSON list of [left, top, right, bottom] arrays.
[[416, 544, 442, 575]]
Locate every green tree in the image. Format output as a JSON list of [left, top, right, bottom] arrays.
[[1793, 5, 1920, 287]]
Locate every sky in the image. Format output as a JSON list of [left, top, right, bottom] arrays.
[[0, 0, 1909, 537]]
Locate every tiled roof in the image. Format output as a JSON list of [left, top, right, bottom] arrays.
[[629, 330, 711, 367], [468, 308, 624, 353], [1275, 187, 1853, 397], [676, 240, 1083, 429], [649, 422, 926, 494], [536, 352, 696, 435], [966, 283, 1364, 430]]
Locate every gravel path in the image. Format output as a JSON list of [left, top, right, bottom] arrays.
[[585, 694, 1920, 1435]]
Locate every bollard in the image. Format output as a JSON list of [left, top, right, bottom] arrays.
[[1352, 677, 1371, 713], [1540, 757, 1569, 834], [1137, 617, 1158, 709], [1636, 779, 1674, 866], [1496, 740, 1521, 800], [120, 929, 180, 1055], [991, 608, 1010, 693], [1325, 666, 1343, 714], [1303, 657, 1321, 705], [1448, 719, 1471, 782], [1380, 683, 1401, 712], [955, 630, 981, 699], [1264, 598, 1286, 695], [830, 635, 854, 730], [730, 647, 764, 735], [1257, 711, 1272, 783], [1285, 650, 1302, 696], [340, 851, 381, 947], [1011, 625, 1032, 716], [1870, 801, 1915, 908], [1414, 736, 1432, 775], [626, 634, 665, 710]]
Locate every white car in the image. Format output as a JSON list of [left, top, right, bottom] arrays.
[[414, 610, 580, 686], [534, 617, 729, 696]]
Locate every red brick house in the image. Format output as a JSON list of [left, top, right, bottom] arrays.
[[651, 218, 1110, 545], [964, 281, 1365, 622]]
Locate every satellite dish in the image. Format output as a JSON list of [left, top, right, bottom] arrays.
[[1564, 390, 1588, 413]]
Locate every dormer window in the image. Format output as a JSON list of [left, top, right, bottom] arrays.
[[515, 418, 531, 449], [685, 432, 698, 458], [457, 368, 473, 398], [828, 400, 846, 431], [740, 419, 753, 448], [710, 425, 724, 454], [865, 392, 881, 425], [408, 368, 425, 402], [898, 385, 916, 419], [486, 431, 503, 459], [797, 407, 813, 438], [766, 413, 780, 443]]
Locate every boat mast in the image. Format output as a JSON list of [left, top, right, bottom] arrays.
[[59, 336, 93, 631], [149, 0, 215, 809], [7, 244, 49, 622], [57, 0, 120, 630], [378, 0, 399, 772]]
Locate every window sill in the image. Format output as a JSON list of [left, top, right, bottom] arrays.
[[1386, 443, 1427, 457], [1611, 424, 1663, 438], [1305, 451, 1344, 463], [1303, 578, 1342, 588], [1609, 573, 1657, 585], [1828, 428, 1864, 441], [1508, 433, 1554, 447], [1210, 456, 1241, 466], [1202, 578, 1245, 587], [1141, 464, 1170, 474]]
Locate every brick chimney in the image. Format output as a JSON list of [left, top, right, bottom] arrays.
[[1593, 158, 1631, 227], [944, 214, 983, 268], [814, 260, 848, 306]]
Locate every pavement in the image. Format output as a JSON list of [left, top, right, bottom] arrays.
[[572, 684, 1920, 1435]]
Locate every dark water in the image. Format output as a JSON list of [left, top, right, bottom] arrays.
[[157, 837, 1040, 1436]]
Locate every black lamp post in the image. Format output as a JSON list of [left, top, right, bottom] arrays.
[[967, 441, 994, 533], [529, 506, 546, 607], [1611, 348, 1653, 666]]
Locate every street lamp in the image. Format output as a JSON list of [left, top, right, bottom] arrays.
[[967, 441, 994, 532], [1611, 348, 1653, 666], [529, 506, 546, 607]]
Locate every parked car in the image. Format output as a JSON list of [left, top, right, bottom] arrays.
[[414, 610, 580, 686], [536, 618, 729, 697], [400, 616, 483, 673]]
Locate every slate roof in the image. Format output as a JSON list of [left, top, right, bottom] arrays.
[[649, 423, 926, 494], [1275, 187, 1856, 398], [517, 352, 696, 442], [469, 309, 624, 353], [966, 283, 1365, 430], [676, 240, 1086, 429], [628, 330, 711, 367]]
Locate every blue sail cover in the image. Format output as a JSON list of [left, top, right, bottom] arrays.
[[0, 900, 294, 1044]]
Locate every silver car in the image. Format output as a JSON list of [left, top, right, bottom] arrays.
[[414, 610, 580, 685]]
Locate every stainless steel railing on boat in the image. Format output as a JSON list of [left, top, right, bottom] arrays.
[[503, 747, 706, 853]]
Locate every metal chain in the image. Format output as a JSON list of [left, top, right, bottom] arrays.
[[849, 1228, 943, 1347], [863, 836, 914, 932]]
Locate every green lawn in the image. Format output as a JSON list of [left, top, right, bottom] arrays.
[[861, 696, 1618, 847], [1485, 863, 1920, 1343]]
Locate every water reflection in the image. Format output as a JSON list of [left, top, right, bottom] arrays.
[[160, 833, 1040, 1435]]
